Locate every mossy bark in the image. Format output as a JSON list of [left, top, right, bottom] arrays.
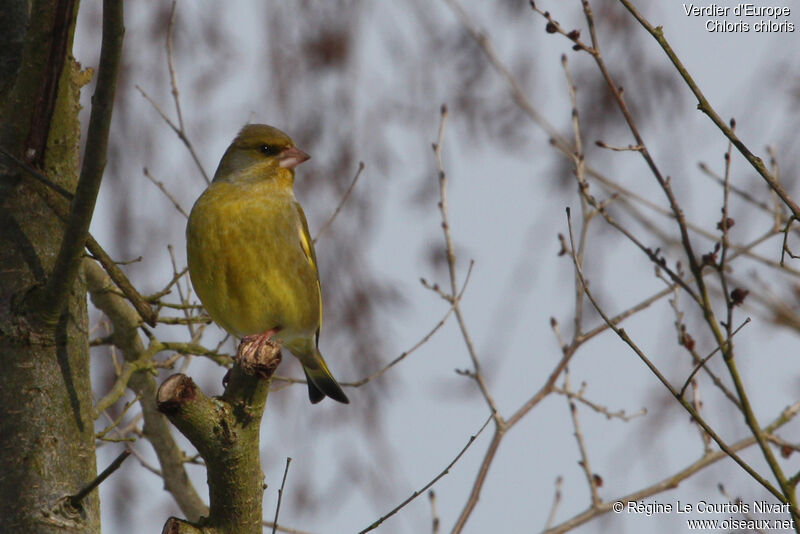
[[157, 340, 280, 534], [0, 0, 99, 532]]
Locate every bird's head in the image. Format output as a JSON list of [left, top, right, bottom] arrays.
[[212, 124, 310, 183]]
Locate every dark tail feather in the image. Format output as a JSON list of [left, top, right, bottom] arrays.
[[303, 367, 326, 404], [303, 364, 350, 404]]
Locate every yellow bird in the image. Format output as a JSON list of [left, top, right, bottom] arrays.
[[186, 124, 349, 404]]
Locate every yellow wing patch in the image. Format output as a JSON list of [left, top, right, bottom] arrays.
[[296, 205, 323, 337], [298, 224, 316, 273]]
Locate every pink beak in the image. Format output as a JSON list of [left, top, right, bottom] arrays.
[[278, 146, 311, 169]]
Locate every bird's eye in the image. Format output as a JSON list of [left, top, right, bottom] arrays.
[[259, 144, 281, 156]]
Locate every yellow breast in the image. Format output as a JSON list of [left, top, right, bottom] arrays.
[[186, 180, 321, 340]]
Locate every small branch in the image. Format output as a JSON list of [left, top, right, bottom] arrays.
[[143, 166, 189, 218], [432, 104, 499, 419], [359, 414, 493, 534], [442, 0, 563, 144], [345, 293, 459, 387], [781, 216, 799, 266], [96, 395, 141, 440], [0, 144, 73, 198], [314, 161, 365, 243], [86, 236, 157, 326], [92, 350, 154, 419], [135, 0, 211, 185], [450, 428, 503, 534], [617, 0, 800, 221], [595, 140, 643, 152], [429, 491, 440, 534], [530, 3, 597, 55], [84, 260, 207, 520], [158, 341, 233, 367], [271, 458, 292, 534], [564, 368, 600, 506], [135, 83, 210, 184], [552, 385, 645, 422], [689, 379, 712, 452], [146, 265, 189, 302], [157, 315, 213, 326], [562, 53, 591, 338], [545, 402, 800, 533], [167, 244, 200, 344], [67, 450, 130, 509], [544, 477, 564, 530], [166, 0, 184, 132], [679, 317, 750, 399], [564, 208, 792, 509], [698, 161, 774, 215]]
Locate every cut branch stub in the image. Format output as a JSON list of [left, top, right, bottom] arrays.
[[157, 374, 197, 414]]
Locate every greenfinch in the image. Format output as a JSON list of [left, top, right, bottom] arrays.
[[186, 124, 349, 404]]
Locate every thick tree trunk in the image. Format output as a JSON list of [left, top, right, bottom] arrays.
[[0, 1, 99, 532]]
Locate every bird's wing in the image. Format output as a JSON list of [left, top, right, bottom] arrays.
[[295, 202, 323, 342]]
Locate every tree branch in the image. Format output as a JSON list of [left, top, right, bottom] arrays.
[[84, 259, 207, 521], [158, 338, 281, 533], [616, 0, 800, 221]]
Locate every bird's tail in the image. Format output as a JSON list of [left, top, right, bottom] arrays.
[[302, 349, 349, 404]]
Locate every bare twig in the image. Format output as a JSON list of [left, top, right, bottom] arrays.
[[595, 140, 643, 152], [447, 0, 797, 284], [344, 267, 470, 387], [261, 523, 314, 534], [272, 266, 471, 394], [698, 161, 774, 215], [552, 385, 645, 422], [451, 428, 504, 534], [135, 83, 210, 184], [68, 450, 131, 509], [429, 491, 440, 534], [271, 458, 292, 534], [441, 0, 564, 146], [617, 0, 800, 221], [564, 367, 600, 506], [166, 0, 184, 132], [314, 161, 365, 243], [143, 166, 189, 218], [679, 317, 750, 399], [96, 394, 142, 440], [781, 216, 799, 266], [359, 414, 493, 534], [689, 379, 712, 452], [544, 476, 563, 530], [543, 384, 800, 534], [564, 208, 791, 508], [432, 104, 499, 418]]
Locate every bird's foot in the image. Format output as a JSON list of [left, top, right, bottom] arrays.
[[237, 330, 282, 379], [238, 330, 279, 361]]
